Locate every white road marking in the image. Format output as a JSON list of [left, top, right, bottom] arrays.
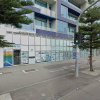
[[41, 93, 46, 97], [81, 67, 84, 68], [50, 68, 67, 73], [0, 73, 3, 75], [35, 69, 39, 71], [0, 93, 12, 100], [71, 65, 75, 66], [63, 67, 68, 69], [22, 70, 27, 73]]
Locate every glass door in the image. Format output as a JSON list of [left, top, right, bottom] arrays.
[[14, 50, 21, 65]]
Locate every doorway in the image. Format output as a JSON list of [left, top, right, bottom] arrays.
[[14, 50, 21, 65]]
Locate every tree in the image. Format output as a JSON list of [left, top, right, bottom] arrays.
[[0, 0, 34, 47], [88, 0, 95, 4], [0, 0, 34, 28], [79, 6, 100, 71], [0, 36, 14, 47]]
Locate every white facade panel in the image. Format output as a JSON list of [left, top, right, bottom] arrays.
[[35, 37, 40, 45], [41, 37, 46, 45], [0, 48, 3, 68], [29, 35, 34, 45], [29, 46, 35, 56], [4, 33, 12, 43], [21, 35, 28, 45], [13, 34, 20, 44], [21, 46, 28, 51]]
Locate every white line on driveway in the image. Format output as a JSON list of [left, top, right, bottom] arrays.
[[0, 73, 3, 75], [50, 68, 67, 73], [0, 93, 12, 100]]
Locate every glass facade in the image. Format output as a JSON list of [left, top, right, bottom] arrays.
[[61, 5, 68, 18], [35, 18, 47, 27], [68, 0, 80, 9], [68, 13, 78, 21], [57, 20, 68, 34], [68, 27, 76, 36], [22, 12, 34, 30], [35, 0, 47, 8], [4, 32, 98, 67], [62, 0, 68, 3]]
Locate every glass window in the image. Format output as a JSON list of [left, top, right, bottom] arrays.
[[64, 40, 67, 46], [61, 5, 68, 18], [41, 37, 46, 45], [35, 18, 47, 27], [51, 39, 55, 46], [47, 38, 51, 45], [49, 23, 51, 28], [41, 46, 46, 51], [47, 46, 51, 50], [62, 0, 68, 3], [57, 20, 68, 34], [60, 39, 63, 46], [36, 0, 47, 8], [56, 39, 60, 46], [36, 46, 40, 51], [49, 5, 51, 10], [22, 13, 34, 30]]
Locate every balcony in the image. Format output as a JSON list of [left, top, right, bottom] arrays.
[[35, 25, 56, 32], [40, 0, 56, 4], [70, 0, 88, 5], [68, 16, 77, 22], [68, 2, 81, 11], [34, 4, 56, 18]]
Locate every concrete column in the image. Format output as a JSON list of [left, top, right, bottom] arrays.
[[81, 1, 89, 11], [0, 48, 4, 68], [47, 3, 49, 9], [47, 19, 49, 28]]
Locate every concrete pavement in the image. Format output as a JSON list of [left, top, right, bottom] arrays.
[[58, 77, 100, 100]]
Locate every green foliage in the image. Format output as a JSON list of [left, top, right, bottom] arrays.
[[0, 0, 34, 28], [79, 6, 100, 50], [0, 36, 14, 47], [88, 0, 94, 4]]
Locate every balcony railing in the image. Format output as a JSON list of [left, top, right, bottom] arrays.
[[68, 16, 77, 22], [35, 4, 56, 18], [35, 25, 56, 32], [68, 2, 81, 11]]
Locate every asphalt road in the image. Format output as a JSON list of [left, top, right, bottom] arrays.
[[0, 56, 100, 100]]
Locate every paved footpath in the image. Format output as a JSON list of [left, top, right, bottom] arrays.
[[0, 56, 100, 100], [59, 77, 100, 100]]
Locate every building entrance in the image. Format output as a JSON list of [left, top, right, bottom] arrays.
[[14, 50, 21, 65]]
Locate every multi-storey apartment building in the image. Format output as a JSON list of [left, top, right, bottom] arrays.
[[0, 0, 97, 68]]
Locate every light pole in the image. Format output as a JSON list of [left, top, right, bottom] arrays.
[[75, 0, 100, 77]]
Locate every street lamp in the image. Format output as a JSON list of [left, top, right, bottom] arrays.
[[75, 0, 100, 77]]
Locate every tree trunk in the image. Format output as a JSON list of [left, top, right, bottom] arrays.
[[90, 48, 93, 71]]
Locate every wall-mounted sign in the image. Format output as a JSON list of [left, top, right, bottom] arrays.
[[13, 45, 21, 50]]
